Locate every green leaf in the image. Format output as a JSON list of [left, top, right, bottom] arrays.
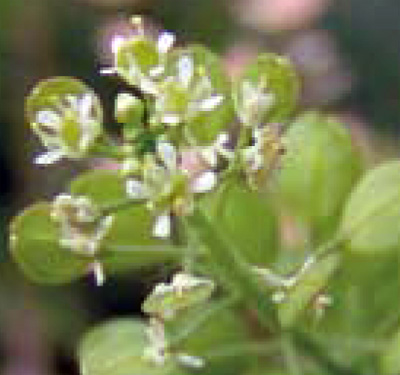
[[233, 53, 299, 125], [278, 253, 340, 328], [101, 206, 181, 272], [381, 327, 400, 374], [341, 160, 400, 254], [70, 170, 181, 272], [278, 112, 360, 228], [202, 183, 278, 266], [79, 318, 180, 375], [168, 45, 234, 144], [9, 203, 90, 284], [167, 306, 250, 375], [69, 170, 126, 206]]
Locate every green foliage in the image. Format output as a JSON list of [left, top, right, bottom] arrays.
[[341, 160, 400, 254], [69, 170, 126, 206], [202, 183, 278, 266], [381, 328, 400, 375], [70, 170, 181, 272], [278, 112, 361, 231], [10, 203, 90, 284], [12, 14, 400, 375], [278, 253, 340, 328], [79, 319, 181, 375]]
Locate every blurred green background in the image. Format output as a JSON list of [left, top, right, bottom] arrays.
[[1, 0, 400, 373]]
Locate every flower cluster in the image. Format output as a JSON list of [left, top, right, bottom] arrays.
[[25, 15, 298, 245]]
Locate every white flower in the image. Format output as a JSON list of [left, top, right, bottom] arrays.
[[101, 26, 175, 95], [51, 194, 113, 285], [126, 142, 217, 238], [33, 93, 101, 165], [235, 80, 275, 127], [154, 55, 224, 126]]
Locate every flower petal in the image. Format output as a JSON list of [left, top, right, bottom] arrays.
[[139, 76, 159, 95], [89, 261, 106, 287], [149, 65, 165, 78], [36, 110, 61, 127], [34, 150, 64, 165], [153, 213, 171, 238], [197, 94, 224, 112], [162, 114, 181, 125], [190, 171, 217, 193], [157, 31, 175, 54], [111, 35, 126, 54], [126, 179, 149, 199], [78, 93, 94, 121], [177, 55, 193, 89], [99, 67, 117, 75], [157, 141, 177, 170]]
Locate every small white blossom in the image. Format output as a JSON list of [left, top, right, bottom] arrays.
[[154, 54, 224, 126], [33, 93, 101, 165], [51, 194, 113, 285], [126, 142, 217, 239], [235, 80, 275, 127], [102, 26, 175, 95]]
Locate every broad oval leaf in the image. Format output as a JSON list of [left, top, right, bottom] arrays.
[[79, 318, 180, 375], [278, 112, 360, 227], [9, 203, 90, 284], [166, 306, 250, 375], [69, 170, 127, 206], [70, 170, 181, 272], [341, 160, 400, 254], [201, 183, 278, 266]]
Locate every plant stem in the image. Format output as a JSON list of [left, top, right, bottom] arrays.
[[100, 198, 146, 216], [185, 206, 278, 332], [293, 330, 363, 375]]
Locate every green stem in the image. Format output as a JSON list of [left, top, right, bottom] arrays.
[[202, 340, 281, 361], [281, 333, 303, 375], [293, 330, 363, 375], [100, 198, 146, 216], [185, 207, 278, 332]]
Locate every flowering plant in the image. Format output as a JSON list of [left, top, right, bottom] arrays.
[[10, 15, 400, 375]]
